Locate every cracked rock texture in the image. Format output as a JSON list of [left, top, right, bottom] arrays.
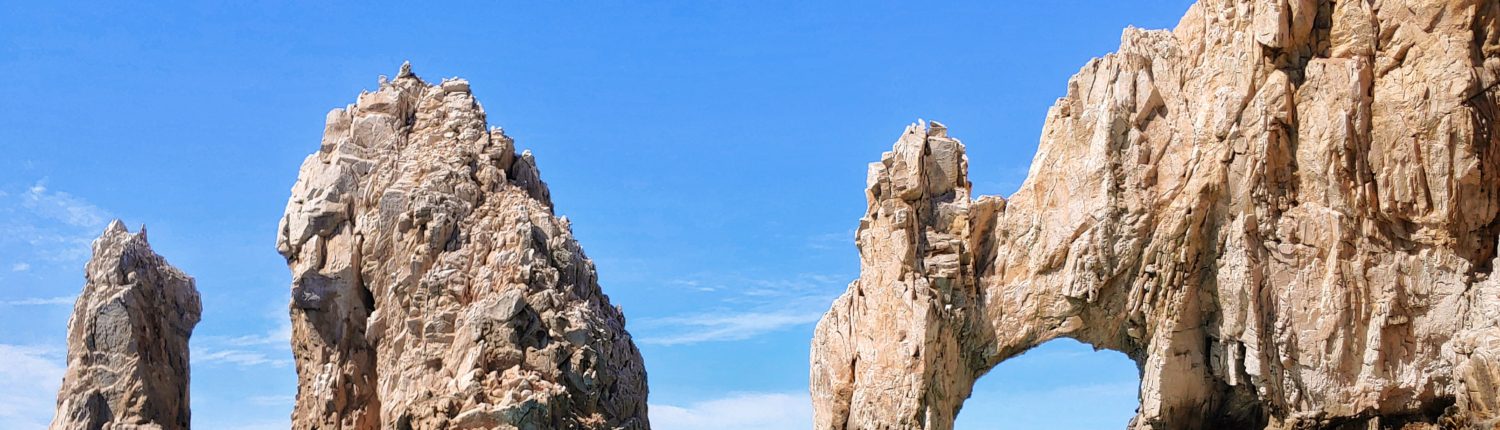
[[811, 0, 1500, 428], [276, 64, 649, 430], [51, 221, 201, 430]]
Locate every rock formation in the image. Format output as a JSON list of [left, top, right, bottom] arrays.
[[51, 221, 202, 430], [276, 63, 649, 430], [811, 1, 1500, 428]]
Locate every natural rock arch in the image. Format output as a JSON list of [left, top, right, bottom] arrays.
[[810, 1, 1500, 427]]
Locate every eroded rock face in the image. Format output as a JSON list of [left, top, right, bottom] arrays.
[[811, 1, 1500, 428], [276, 64, 649, 430], [51, 221, 202, 430]]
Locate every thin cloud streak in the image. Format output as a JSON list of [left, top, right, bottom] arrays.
[[652, 392, 812, 430], [0, 181, 112, 265], [21, 182, 108, 229], [195, 349, 292, 368], [638, 310, 824, 346], [0, 344, 65, 429], [0, 296, 75, 306], [195, 322, 294, 369], [217, 322, 292, 347], [645, 271, 849, 345]]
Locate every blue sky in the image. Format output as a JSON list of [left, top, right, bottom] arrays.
[[0, 1, 1192, 428]]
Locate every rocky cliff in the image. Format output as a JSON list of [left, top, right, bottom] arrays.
[[811, 0, 1500, 428], [50, 221, 201, 430], [276, 64, 649, 430]]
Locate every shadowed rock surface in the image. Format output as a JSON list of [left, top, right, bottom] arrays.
[[50, 221, 201, 430], [276, 64, 649, 430], [811, 0, 1500, 428]]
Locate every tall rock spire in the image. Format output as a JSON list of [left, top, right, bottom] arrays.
[[276, 64, 649, 429], [50, 221, 202, 430]]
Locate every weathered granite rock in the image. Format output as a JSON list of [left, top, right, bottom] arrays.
[[811, 1, 1500, 428], [276, 63, 649, 430], [50, 221, 202, 430]]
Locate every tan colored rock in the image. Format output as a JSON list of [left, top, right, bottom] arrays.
[[50, 221, 202, 430], [276, 63, 649, 430], [811, 1, 1500, 428]]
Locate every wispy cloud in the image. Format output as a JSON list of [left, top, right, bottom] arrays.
[[218, 322, 292, 347], [195, 349, 292, 368], [652, 392, 812, 430], [0, 180, 112, 267], [0, 296, 74, 306], [666, 272, 849, 301], [642, 272, 848, 346], [668, 279, 716, 292], [195, 322, 293, 369], [21, 182, 108, 229], [638, 310, 824, 346], [0, 344, 65, 429]]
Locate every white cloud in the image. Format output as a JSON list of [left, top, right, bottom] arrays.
[[195, 322, 294, 368], [0, 344, 65, 429], [0, 181, 112, 266], [21, 182, 108, 229], [194, 349, 292, 368], [643, 272, 848, 346], [0, 296, 75, 306], [10, 263, 29, 272], [652, 392, 811, 430], [4, 225, 96, 263], [219, 322, 292, 347], [638, 310, 823, 346]]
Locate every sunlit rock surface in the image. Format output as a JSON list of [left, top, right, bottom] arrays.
[[811, 0, 1500, 428], [277, 64, 649, 429], [50, 221, 201, 430]]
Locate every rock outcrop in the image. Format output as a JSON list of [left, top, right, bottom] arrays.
[[811, 1, 1500, 428], [51, 221, 202, 430], [276, 63, 649, 430]]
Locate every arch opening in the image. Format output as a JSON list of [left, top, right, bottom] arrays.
[[955, 338, 1140, 429]]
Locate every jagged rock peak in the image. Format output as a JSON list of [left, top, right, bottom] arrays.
[[276, 64, 649, 430], [812, 1, 1500, 429], [51, 221, 201, 430]]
